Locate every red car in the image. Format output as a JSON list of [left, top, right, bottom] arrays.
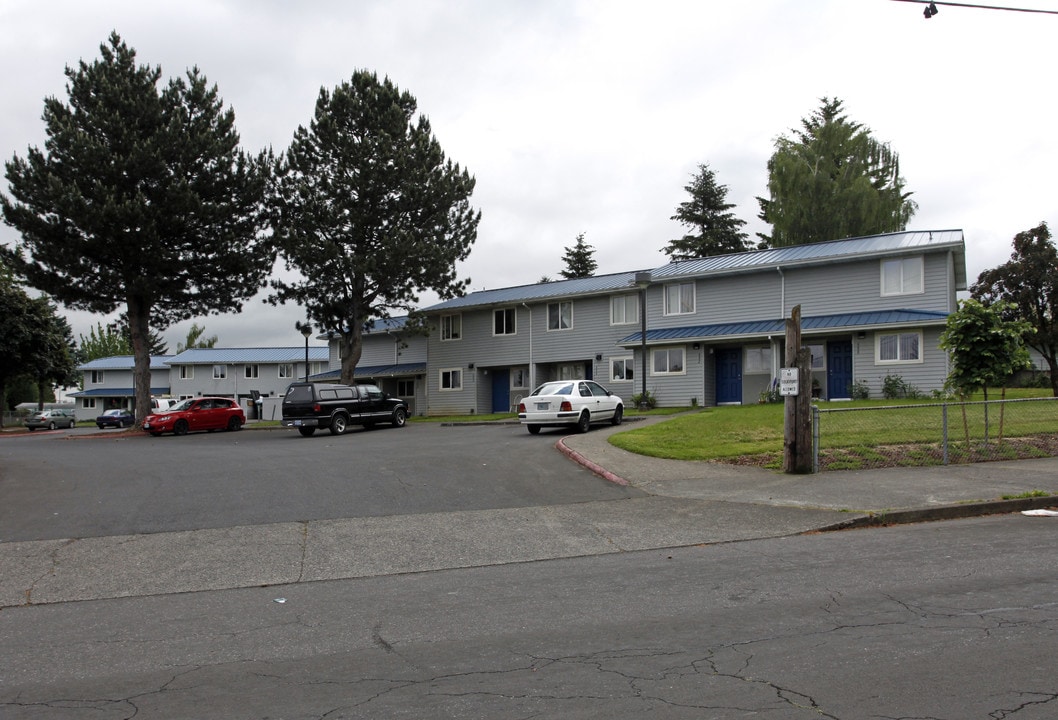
[[143, 397, 245, 436]]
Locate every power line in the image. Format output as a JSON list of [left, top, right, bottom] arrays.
[[892, 0, 1058, 15]]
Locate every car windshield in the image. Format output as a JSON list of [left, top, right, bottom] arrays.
[[531, 382, 574, 397]]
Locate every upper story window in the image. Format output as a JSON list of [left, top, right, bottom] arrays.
[[89, 370, 104, 384], [441, 314, 462, 341], [548, 301, 573, 331], [881, 256, 924, 296], [245, 364, 260, 379], [877, 331, 922, 364], [663, 282, 695, 315], [180, 365, 194, 380], [212, 365, 227, 380], [493, 308, 516, 336], [278, 363, 294, 379], [611, 294, 638, 325]]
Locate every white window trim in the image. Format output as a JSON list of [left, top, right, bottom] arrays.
[[547, 301, 573, 331], [610, 294, 639, 325], [511, 368, 529, 390], [744, 346, 773, 375], [441, 314, 462, 341], [875, 330, 924, 365], [663, 282, 696, 316], [180, 365, 194, 380], [278, 363, 294, 379], [880, 256, 925, 297], [212, 365, 227, 380], [440, 368, 463, 391], [651, 347, 687, 376], [89, 370, 104, 385], [610, 356, 635, 382], [245, 364, 260, 379], [493, 308, 517, 336]]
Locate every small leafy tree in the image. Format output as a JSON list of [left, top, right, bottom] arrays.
[[268, 70, 480, 384], [971, 222, 1058, 397], [559, 233, 598, 279], [177, 322, 219, 352], [757, 97, 916, 247], [78, 322, 131, 362], [664, 163, 750, 260], [939, 298, 1032, 442]]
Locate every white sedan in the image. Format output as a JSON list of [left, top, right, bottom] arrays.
[[517, 380, 624, 434]]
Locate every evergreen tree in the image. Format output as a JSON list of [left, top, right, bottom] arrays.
[[1, 33, 271, 422], [268, 70, 480, 384], [0, 273, 38, 424], [664, 163, 750, 260], [176, 322, 219, 353], [756, 97, 916, 247], [559, 233, 598, 279], [971, 222, 1058, 396], [27, 299, 78, 410]]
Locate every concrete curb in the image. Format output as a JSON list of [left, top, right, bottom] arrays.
[[816, 495, 1058, 531]]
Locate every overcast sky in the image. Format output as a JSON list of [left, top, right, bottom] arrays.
[[2, 0, 1055, 351]]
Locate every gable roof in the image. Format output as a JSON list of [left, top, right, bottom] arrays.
[[165, 347, 330, 365], [422, 229, 966, 313], [78, 356, 173, 371]]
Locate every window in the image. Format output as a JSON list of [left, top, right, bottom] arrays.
[[548, 301, 573, 331], [212, 365, 227, 380], [397, 379, 415, 396], [611, 357, 634, 382], [180, 365, 194, 380], [245, 364, 260, 379], [89, 370, 104, 384], [744, 346, 773, 374], [881, 256, 924, 296], [807, 344, 825, 370], [663, 282, 695, 315], [611, 294, 638, 325], [440, 368, 462, 391], [558, 363, 585, 380], [493, 308, 516, 335], [441, 314, 462, 341], [511, 368, 529, 389], [877, 331, 922, 363], [310, 362, 327, 376], [652, 347, 685, 375], [278, 364, 294, 379], [81, 398, 97, 409]]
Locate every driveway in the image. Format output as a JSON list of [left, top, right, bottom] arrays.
[[0, 423, 642, 543]]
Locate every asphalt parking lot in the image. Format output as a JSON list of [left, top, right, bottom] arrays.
[[0, 423, 642, 543]]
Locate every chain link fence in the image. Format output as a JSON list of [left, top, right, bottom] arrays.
[[813, 397, 1058, 472]]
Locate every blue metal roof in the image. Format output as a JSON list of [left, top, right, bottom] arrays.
[[166, 347, 330, 364], [422, 229, 966, 313], [619, 309, 951, 345], [78, 356, 173, 371], [310, 362, 428, 382], [69, 387, 170, 398]]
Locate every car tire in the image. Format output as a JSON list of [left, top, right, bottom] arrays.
[[117, 420, 124, 429], [391, 408, 407, 428], [97, 424, 104, 429], [527, 425, 541, 435], [575, 411, 590, 434], [174, 419, 189, 436], [48, 422, 57, 430], [611, 405, 624, 426], [68, 420, 76, 428], [298, 427, 316, 437], [329, 414, 348, 436], [28, 427, 36, 432], [227, 417, 241, 432]]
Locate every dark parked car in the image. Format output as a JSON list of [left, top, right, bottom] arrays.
[[24, 408, 77, 431], [142, 397, 245, 436], [96, 408, 135, 429], [281, 382, 408, 436]]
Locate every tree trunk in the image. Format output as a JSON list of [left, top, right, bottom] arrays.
[[339, 323, 364, 386], [126, 296, 153, 426]]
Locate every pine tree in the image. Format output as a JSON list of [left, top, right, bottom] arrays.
[[559, 233, 598, 279], [664, 164, 750, 260], [756, 97, 916, 247]]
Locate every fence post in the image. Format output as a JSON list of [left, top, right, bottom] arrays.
[[812, 405, 820, 473], [942, 402, 949, 465]]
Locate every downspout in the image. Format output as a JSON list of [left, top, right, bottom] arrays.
[[522, 303, 534, 389], [776, 266, 785, 318]]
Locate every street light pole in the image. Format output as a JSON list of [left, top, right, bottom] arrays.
[[296, 321, 313, 382]]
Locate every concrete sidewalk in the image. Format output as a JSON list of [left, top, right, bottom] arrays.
[[3, 418, 1057, 608]]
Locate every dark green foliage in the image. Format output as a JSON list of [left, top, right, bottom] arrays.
[[939, 298, 1032, 397], [1, 33, 271, 421], [756, 98, 917, 247], [27, 298, 78, 409], [78, 322, 131, 361], [559, 233, 598, 279], [665, 163, 750, 260], [971, 222, 1058, 397], [0, 273, 37, 422], [268, 70, 480, 384], [176, 322, 219, 352]]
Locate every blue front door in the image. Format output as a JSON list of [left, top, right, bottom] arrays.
[[491, 369, 511, 413], [827, 340, 853, 399], [716, 348, 742, 404]]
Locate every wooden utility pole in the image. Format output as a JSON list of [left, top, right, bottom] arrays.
[[783, 305, 813, 473]]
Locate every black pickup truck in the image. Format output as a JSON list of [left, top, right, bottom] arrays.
[[281, 382, 409, 437]]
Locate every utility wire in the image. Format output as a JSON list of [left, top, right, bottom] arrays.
[[892, 0, 1058, 14]]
